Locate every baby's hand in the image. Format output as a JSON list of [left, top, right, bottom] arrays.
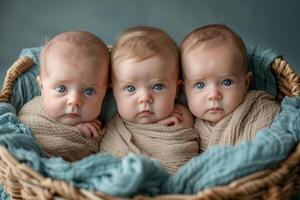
[[173, 104, 194, 128], [75, 119, 103, 138], [156, 104, 194, 128], [156, 110, 183, 126]]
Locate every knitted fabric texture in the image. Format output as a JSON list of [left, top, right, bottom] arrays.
[[18, 96, 101, 161], [99, 114, 200, 173], [195, 90, 280, 152]]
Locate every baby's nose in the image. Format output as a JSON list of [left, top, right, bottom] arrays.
[[138, 90, 153, 104], [67, 92, 83, 107], [208, 88, 222, 101]]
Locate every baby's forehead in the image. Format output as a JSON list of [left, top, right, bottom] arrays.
[[42, 35, 107, 61], [191, 40, 245, 62], [41, 44, 99, 69], [41, 48, 108, 77], [116, 53, 179, 72]]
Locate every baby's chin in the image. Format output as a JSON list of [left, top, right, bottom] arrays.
[[57, 119, 80, 126], [55, 115, 84, 126], [137, 119, 156, 124], [203, 115, 226, 127], [122, 112, 170, 124], [135, 116, 168, 125], [124, 116, 159, 125]]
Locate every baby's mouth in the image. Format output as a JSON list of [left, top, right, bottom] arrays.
[[207, 107, 223, 112], [65, 113, 80, 118], [137, 110, 154, 117]]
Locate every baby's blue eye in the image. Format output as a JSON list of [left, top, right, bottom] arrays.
[[84, 88, 95, 96], [223, 79, 232, 86], [126, 85, 135, 93], [56, 86, 66, 93], [195, 82, 205, 89], [153, 83, 164, 91]]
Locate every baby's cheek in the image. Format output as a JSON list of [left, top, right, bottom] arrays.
[[189, 100, 201, 118], [118, 103, 133, 119], [157, 97, 172, 113], [88, 103, 101, 116], [43, 102, 62, 119]]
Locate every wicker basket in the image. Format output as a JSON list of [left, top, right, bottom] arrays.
[[0, 56, 300, 200]]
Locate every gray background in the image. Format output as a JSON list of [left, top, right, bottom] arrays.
[[1, 0, 299, 86]]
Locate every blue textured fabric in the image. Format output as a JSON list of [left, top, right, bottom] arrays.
[[161, 96, 299, 194], [9, 47, 41, 113], [247, 46, 280, 96], [270, 96, 300, 140], [0, 185, 9, 200], [44, 153, 169, 197], [0, 103, 42, 155]]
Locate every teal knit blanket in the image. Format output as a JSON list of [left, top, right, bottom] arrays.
[[0, 46, 299, 198]]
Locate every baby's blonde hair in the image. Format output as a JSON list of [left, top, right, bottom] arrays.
[[180, 24, 248, 70], [111, 26, 179, 69], [39, 30, 110, 77]]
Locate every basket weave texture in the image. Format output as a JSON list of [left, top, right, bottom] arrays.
[[0, 56, 300, 200]]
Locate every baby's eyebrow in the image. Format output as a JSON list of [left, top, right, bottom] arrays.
[[184, 76, 205, 82], [219, 73, 239, 78], [150, 78, 167, 82], [52, 79, 71, 84], [119, 79, 135, 84], [118, 79, 136, 85]]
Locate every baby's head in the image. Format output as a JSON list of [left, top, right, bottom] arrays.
[[38, 31, 110, 126], [111, 26, 179, 124], [180, 24, 252, 126]]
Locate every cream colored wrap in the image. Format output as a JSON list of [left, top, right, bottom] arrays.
[[18, 96, 101, 161], [99, 114, 200, 173], [195, 90, 280, 152]]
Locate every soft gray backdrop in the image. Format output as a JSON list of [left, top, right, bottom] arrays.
[[1, 0, 299, 86]]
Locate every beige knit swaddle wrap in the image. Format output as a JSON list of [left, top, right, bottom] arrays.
[[18, 96, 101, 161], [195, 90, 280, 152], [99, 114, 200, 173]]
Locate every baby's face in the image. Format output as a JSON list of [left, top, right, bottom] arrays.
[[38, 48, 108, 126], [112, 55, 178, 124], [182, 42, 251, 126]]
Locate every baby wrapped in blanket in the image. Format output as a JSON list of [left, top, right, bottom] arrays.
[[180, 24, 280, 151], [19, 96, 102, 161], [100, 114, 198, 173], [195, 90, 279, 151], [19, 31, 110, 161], [99, 26, 200, 173]]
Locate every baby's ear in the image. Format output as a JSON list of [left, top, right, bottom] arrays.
[[245, 71, 252, 90]]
